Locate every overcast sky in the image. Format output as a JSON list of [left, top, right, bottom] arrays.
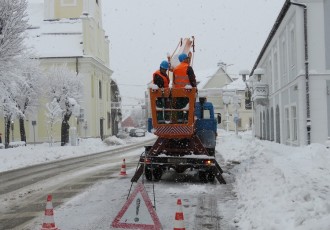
[[102, 0, 285, 107]]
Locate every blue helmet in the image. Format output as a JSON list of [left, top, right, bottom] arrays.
[[178, 53, 188, 62], [160, 60, 169, 70]]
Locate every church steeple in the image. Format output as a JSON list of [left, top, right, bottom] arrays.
[[44, 0, 102, 26]]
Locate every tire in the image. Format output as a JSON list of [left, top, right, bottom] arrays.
[[153, 167, 163, 181], [198, 170, 208, 183], [207, 171, 215, 182], [145, 167, 152, 181], [175, 167, 186, 173]]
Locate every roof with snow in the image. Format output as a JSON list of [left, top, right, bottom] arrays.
[[222, 77, 247, 90], [195, 67, 219, 89], [26, 1, 84, 58]]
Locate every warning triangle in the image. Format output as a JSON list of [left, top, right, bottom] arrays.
[[111, 182, 162, 229]]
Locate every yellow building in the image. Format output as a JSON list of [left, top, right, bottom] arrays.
[[19, 0, 119, 143]]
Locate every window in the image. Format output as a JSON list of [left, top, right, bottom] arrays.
[[91, 76, 94, 98], [107, 112, 111, 129], [99, 80, 102, 99], [285, 105, 298, 144], [204, 110, 211, 119], [61, 0, 77, 6], [285, 107, 290, 141], [289, 27, 297, 79], [237, 118, 242, 128], [0, 19, 3, 36], [280, 37, 287, 85], [245, 90, 252, 110], [271, 107, 274, 141], [291, 106, 297, 141], [273, 50, 279, 90], [267, 59, 273, 93]]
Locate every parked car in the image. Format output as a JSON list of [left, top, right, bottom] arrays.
[[129, 128, 146, 137], [116, 130, 128, 139]]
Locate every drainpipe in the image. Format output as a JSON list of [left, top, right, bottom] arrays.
[[291, 1, 310, 144], [76, 57, 79, 75]]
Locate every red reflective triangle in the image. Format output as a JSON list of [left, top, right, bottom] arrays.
[[111, 182, 162, 229]]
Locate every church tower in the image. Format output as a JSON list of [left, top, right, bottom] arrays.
[[44, 0, 102, 26], [44, 0, 108, 66]]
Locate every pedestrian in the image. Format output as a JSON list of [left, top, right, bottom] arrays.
[[0, 133, 2, 143], [152, 60, 170, 88]]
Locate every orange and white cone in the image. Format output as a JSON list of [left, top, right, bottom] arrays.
[[174, 198, 185, 230], [41, 194, 59, 230], [119, 158, 127, 176]]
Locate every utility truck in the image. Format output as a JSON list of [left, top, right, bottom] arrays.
[[131, 37, 226, 184]]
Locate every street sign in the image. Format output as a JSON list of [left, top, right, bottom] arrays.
[[111, 183, 162, 229]]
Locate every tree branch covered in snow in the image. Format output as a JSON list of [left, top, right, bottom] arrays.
[[0, 0, 29, 66], [42, 64, 83, 146]]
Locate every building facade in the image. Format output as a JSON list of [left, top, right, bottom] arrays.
[[250, 0, 330, 146], [197, 66, 252, 132], [22, 0, 118, 143]]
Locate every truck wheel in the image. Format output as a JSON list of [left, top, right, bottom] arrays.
[[175, 167, 186, 173], [207, 172, 215, 182], [145, 167, 152, 181], [198, 171, 208, 183], [153, 167, 163, 181]]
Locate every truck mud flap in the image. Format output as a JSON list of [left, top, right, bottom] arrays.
[[211, 165, 226, 184]]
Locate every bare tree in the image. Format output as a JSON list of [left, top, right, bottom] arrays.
[[42, 64, 83, 146]]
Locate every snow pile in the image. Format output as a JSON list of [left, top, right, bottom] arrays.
[[218, 130, 330, 229], [103, 135, 126, 146]]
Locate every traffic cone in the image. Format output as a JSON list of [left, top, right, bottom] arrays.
[[174, 198, 185, 230], [41, 194, 59, 230], [120, 158, 127, 176]]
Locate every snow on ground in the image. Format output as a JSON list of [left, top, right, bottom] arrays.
[[1, 130, 330, 229], [0, 134, 155, 173]]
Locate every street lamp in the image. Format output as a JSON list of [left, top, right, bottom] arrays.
[[252, 68, 265, 138], [83, 121, 88, 138], [32, 120, 36, 146], [239, 69, 250, 82], [254, 68, 265, 82], [240, 69, 252, 131], [232, 92, 240, 135], [222, 92, 232, 132]]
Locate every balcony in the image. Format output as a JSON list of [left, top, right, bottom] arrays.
[[252, 83, 268, 106]]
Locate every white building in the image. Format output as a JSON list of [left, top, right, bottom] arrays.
[[250, 0, 330, 146], [197, 66, 252, 132]]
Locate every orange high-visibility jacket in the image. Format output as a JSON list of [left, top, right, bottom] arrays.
[[153, 70, 169, 88], [173, 62, 190, 88]]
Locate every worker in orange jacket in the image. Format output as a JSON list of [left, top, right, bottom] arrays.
[[153, 60, 170, 88], [153, 60, 170, 122], [172, 53, 197, 88], [172, 53, 197, 122]]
